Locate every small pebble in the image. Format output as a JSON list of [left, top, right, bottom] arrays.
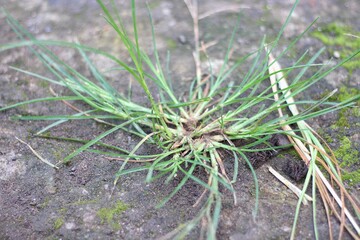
[[65, 222, 76, 230], [333, 51, 340, 59], [178, 35, 187, 44], [29, 201, 37, 206], [81, 188, 89, 195]]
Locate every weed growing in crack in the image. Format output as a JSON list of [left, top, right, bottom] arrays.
[[1, 0, 360, 239]]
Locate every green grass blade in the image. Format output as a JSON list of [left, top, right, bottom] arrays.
[[0, 96, 80, 111], [63, 117, 143, 163]]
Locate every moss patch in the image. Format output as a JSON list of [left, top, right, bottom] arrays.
[[331, 110, 350, 129], [38, 197, 50, 209], [147, 0, 161, 9], [97, 201, 129, 230], [311, 23, 360, 74], [329, 86, 360, 129], [53, 218, 64, 230], [342, 170, 360, 186], [316, 129, 333, 143], [331, 86, 360, 104], [166, 38, 177, 50], [335, 137, 359, 167], [334, 137, 360, 185]]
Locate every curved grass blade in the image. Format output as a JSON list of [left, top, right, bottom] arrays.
[[63, 117, 144, 163]]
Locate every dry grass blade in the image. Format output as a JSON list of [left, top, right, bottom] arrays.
[[269, 166, 312, 205], [105, 157, 156, 162], [15, 137, 59, 169], [184, 0, 202, 93], [267, 51, 360, 239], [198, 3, 249, 19]]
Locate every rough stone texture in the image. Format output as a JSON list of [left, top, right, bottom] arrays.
[[0, 0, 359, 239]]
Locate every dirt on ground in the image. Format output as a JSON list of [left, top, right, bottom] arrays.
[[0, 0, 359, 239]]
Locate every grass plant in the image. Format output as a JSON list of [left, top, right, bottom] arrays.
[[1, 0, 360, 239]]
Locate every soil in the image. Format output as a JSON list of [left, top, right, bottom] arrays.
[[0, 0, 359, 239]]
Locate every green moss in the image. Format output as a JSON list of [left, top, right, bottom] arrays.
[[331, 111, 350, 129], [52, 148, 64, 161], [147, 0, 161, 9], [58, 208, 68, 214], [329, 86, 360, 129], [166, 38, 177, 50], [39, 80, 49, 88], [311, 23, 360, 74], [53, 218, 64, 230], [334, 137, 359, 167], [316, 129, 333, 143], [38, 197, 50, 209], [353, 107, 360, 117], [342, 169, 360, 186], [333, 137, 360, 185], [97, 201, 129, 230], [312, 23, 354, 46], [286, 148, 300, 158], [332, 86, 360, 105]]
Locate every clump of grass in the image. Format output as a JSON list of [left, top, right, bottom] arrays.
[[1, 0, 360, 239]]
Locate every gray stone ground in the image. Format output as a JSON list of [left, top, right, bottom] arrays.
[[0, 0, 359, 239]]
